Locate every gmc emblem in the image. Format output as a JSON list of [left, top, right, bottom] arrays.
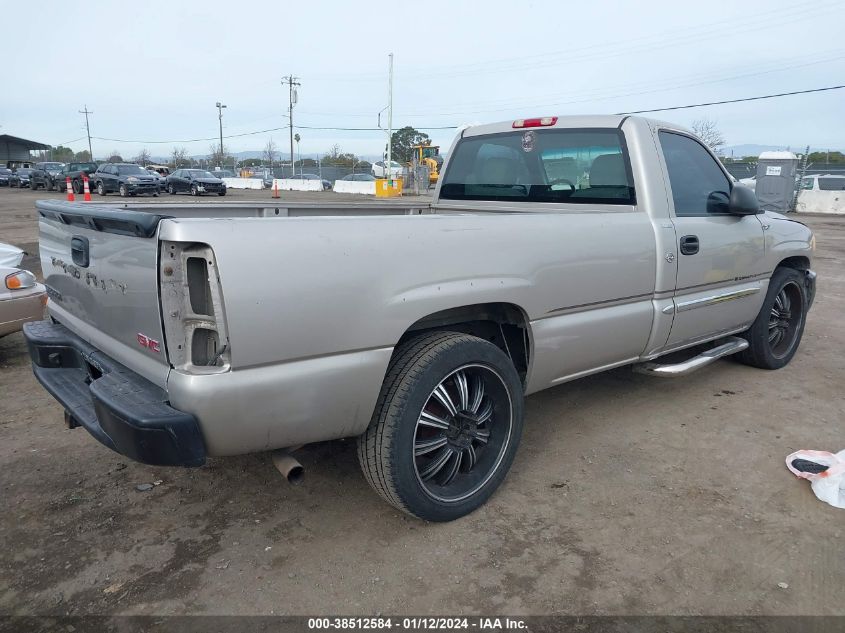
[[137, 333, 161, 353]]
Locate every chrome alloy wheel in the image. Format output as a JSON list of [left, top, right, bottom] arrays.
[[768, 281, 803, 359], [413, 364, 512, 503]]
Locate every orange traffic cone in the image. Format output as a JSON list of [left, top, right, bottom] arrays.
[[82, 175, 92, 202], [272, 179, 280, 199], [66, 177, 75, 202]]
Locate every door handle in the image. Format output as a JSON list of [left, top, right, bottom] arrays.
[[680, 235, 699, 255]]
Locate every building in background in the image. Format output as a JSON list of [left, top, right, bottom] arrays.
[[1, 135, 50, 169]]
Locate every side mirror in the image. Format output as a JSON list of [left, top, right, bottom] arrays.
[[728, 184, 760, 216]]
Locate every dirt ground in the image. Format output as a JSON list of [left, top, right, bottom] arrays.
[[0, 186, 843, 616]]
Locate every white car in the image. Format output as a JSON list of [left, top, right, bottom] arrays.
[[371, 160, 404, 178], [0, 242, 24, 267], [0, 243, 46, 337]]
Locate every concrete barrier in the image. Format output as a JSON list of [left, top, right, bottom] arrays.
[[796, 190, 845, 215], [273, 178, 323, 192], [332, 180, 376, 195], [223, 178, 264, 190]]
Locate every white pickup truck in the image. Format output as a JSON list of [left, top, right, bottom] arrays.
[[24, 115, 815, 521]]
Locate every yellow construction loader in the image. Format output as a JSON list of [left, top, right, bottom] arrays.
[[411, 144, 443, 185]]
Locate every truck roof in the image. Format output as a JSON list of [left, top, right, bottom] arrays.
[[459, 115, 687, 138]]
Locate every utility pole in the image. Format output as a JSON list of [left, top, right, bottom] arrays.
[[282, 76, 300, 178], [79, 105, 93, 159], [387, 53, 394, 183], [215, 101, 227, 169]]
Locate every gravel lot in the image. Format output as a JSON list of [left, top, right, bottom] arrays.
[[0, 186, 843, 616]]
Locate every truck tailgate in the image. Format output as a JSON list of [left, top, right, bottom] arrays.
[[37, 201, 170, 387]]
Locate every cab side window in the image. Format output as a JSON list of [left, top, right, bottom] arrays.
[[659, 131, 731, 216]]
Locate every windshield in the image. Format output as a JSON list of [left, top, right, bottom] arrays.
[[17, 169, 33, 175], [422, 148, 438, 159], [440, 129, 635, 204], [43, 163, 63, 170], [117, 164, 148, 175], [188, 170, 215, 178], [0, 169, 11, 175]]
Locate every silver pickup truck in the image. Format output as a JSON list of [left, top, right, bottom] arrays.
[[24, 115, 815, 521]]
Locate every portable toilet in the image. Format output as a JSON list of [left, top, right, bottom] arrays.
[[755, 151, 798, 213]]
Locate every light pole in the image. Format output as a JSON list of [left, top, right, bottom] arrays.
[[215, 101, 227, 169]]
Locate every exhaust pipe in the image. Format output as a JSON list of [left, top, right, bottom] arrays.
[[272, 450, 304, 485]]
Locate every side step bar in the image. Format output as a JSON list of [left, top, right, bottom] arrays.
[[633, 337, 749, 378]]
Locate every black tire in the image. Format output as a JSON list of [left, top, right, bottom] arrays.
[[97, 181, 106, 196], [72, 179, 81, 195], [737, 267, 807, 370], [218, 190, 226, 196], [358, 331, 524, 522], [31, 180, 40, 191], [190, 184, 198, 196], [48, 179, 55, 192], [168, 184, 175, 195], [119, 184, 127, 198]]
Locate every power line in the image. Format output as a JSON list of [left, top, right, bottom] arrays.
[[616, 84, 845, 114], [78, 84, 843, 146]]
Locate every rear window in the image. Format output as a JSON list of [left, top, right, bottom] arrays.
[[818, 177, 845, 191], [440, 128, 635, 204]]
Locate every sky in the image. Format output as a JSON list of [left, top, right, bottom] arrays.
[[3, 0, 845, 161]]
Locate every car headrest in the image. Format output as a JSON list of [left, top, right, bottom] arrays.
[[589, 153, 627, 187]]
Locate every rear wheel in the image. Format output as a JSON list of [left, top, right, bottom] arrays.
[[358, 332, 524, 522], [738, 267, 807, 370]]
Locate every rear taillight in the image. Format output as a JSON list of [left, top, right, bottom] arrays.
[[512, 117, 558, 128], [159, 242, 230, 372]]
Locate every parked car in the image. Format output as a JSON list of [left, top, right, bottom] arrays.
[[210, 169, 235, 179], [29, 162, 66, 190], [166, 169, 227, 196], [23, 115, 816, 522], [147, 169, 167, 190], [0, 168, 12, 187], [371, 160, 404, 178], [93, 163, 160, 197], [10, 168, 33, 188], [145, 164, 171, 179], [0, 242, 24, 267], [339, 173, 376, 181], [54, 162, 99, 194], [1, 262, 46, 338], [299, 174, 332, 190]]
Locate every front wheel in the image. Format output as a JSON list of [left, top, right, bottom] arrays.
[[190, 185, 198, 196], [218, 190, 226, 196], [167, 184, 175, 195], [72, 179, 81, 194], [358, 332, 524, 522], [119, 184, 127, 197], [97, 181, 106, 196], [737, 267, 808, 370]]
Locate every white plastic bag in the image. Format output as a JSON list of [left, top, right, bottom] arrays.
[[786, 449, 845, 510]]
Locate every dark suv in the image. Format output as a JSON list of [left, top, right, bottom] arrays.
[[93, 163, 160, 197], [29, 162, 65, 190]]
